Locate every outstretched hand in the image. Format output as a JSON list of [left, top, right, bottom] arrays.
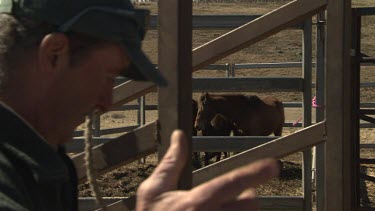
[[136, 130, 279, 211]]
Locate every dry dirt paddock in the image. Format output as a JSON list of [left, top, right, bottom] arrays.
[[77, 0, 375, 208]]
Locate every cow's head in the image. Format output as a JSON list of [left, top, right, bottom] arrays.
[[195, 92, 216, 131]]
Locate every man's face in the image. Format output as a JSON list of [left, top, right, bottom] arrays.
[[52, 41, 131, 128]]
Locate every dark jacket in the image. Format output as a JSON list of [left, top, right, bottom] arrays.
[[0, 103, 78, 211]]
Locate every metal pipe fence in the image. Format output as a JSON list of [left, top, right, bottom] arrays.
[[74, 61, 375, 138]]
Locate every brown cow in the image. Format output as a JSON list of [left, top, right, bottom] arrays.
[[195, 92, 284, 137], [199, 113, 242, 166], [193, 100, 238, 166], [192, 99, 202, 168]]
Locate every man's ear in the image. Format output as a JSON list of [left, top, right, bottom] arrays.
[[38, 33, 70, 74]]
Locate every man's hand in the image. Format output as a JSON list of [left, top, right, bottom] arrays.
[[136, 130, 279, 211]]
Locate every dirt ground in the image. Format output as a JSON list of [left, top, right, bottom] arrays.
[[77, 0, 375, 209]]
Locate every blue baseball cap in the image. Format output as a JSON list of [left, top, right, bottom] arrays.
[[0, 0, 167, 86]]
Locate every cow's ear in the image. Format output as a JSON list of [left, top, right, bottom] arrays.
[[201, 92, 209, 104], [210, 115, 221, 129], [200, 93, 206, 104]]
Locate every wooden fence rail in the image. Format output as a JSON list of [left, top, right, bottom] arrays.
[[73, 121, 158, 182], [193, 121, 326, 186], [75, 121, 325, 210], [72, 121, 325, 183]]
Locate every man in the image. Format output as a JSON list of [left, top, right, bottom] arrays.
[[0, 0, 279, 210]]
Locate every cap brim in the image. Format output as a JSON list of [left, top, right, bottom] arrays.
[[121, 46, 167, 87], [51, 6, 167, 86]]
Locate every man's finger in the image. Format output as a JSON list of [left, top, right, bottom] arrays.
[[237, 188, 256, 200], [139, 130, 188, 196], [191, 158, 279, 203]]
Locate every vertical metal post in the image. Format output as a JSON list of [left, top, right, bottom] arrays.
[[302, 19, 313, 211], [231, 63, 236, 77], [225, 63, 230, 77], [138, 96, 146, 126], [158, 0, 193, 189], [315, 11, 326, 211], [137, 99, 141, 127], [138, 96, 147, 163]]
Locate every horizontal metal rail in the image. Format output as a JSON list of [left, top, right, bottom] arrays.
[[360, 144, 375, 148], [111, 105, 158, 111], [114, 61, 374, 86], [73, 104, 375, 140], [192, 77, 303, 92], [234, 62, 316, 69], [360, 57, 375, 63], [110, 102, 375, 111], [357, 7, 375, 16], [360, 158, 375, 164], [359, 123, 375, 128], [360, 103, 375, 108], [148, 15, 303, 29], [360, 109, 375, 115], [233, 61, 374, 70], [201, 64, 230, 70], [78, 196, 304, 211], [74, 100, 375, 139], [68, 130, 375, 153]]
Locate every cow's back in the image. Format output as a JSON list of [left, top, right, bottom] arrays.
[[241, 96, 284, 136]]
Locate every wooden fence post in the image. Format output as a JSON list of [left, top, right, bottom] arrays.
[[350, 8, 361, 208], [158, 0, 193, 189], [325, 0, 354, 210]]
